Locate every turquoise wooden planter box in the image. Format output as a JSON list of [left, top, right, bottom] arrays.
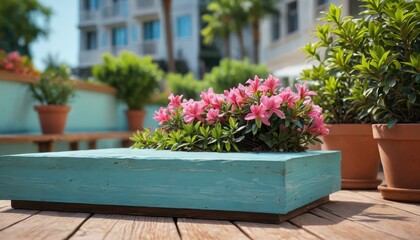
[[0, 148, 340, 223]]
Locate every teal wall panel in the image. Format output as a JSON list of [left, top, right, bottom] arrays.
[[0, 79, 161, 155]]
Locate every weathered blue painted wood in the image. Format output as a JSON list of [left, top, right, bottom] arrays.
[[0, 149, 340, 214]]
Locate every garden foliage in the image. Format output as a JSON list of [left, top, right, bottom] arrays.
[[93, 51, 162, 110], [166, 73, 207, 100], [0, 50, 40, 76], [132, 75, 328, 152]]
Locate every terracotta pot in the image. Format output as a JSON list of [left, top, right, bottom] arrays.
[[126, 110, 146, 131], [34, 105, 71, 134], [321, 124, 381, 189], [372, 124, 420, 189]]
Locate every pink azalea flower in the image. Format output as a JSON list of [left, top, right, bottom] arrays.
[[260, 95, 285, 119], [181, 100, 205, 123], [224, 87, 247, 108], [295, 83, 317, 99], [244, 104, 271, 126], [206, 108, 221, 124], [261, 74, 281, 94], [307, 105, 323, 118], [278, 87, 300, 108], [153, 107, 170, 125], [168, 93, 183, 110], [200, 88, 224, 109], [244, 75, 262, 95], [309, 115, 329, 136]]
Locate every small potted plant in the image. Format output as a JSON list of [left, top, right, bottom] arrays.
[[93, 51, 162, 131], [30, 65, 74, 134], [300, 4, 381, 189], [131, 75, 329, 152], [354, 0, 420, 202]]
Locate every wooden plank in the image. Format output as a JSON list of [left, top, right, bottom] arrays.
[[0, 149, 340, 216], [177, 218, 249, 240], [70, 214, 180, 240], [37, 141, 55, 152], [356, 190, 420, 216], [235, 221, 320, 240], [0, 211, 89, 240], [0, 200, 10, 208], [11, 197, 328, 224], [322, 191, 420, 239], [0, 206, 39, 231], [290, 209, 400, 240]]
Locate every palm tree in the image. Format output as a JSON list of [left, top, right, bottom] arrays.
[[244, 0, 278, 63], [162, 0, 176, 72], [201, 1, 234, 58]]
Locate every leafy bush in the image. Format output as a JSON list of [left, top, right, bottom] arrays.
[[30, 70, 75, 105], [300, 4, 372, 123], [301, 0, 420, 126], [0, 50, 40, 77], [203, 58, 269, 93], [167, 73, 208, 100], [131, 75, 328, 152], [354, 0, 420, 127], [92, 51, 162, 110]]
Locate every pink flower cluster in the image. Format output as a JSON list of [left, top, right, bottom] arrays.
[[154, 75, 329, 137], [0, 50, 40, 76]]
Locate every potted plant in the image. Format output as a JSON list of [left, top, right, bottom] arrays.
[[300, 4, 381, 189], [353, 0, 420, 202], [93, 51, 162, 131], [30, 65, 74, 134]]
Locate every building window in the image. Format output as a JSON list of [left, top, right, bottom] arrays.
[[317, 0, 328, 6], [143, 20, 160, 41], [349, 0, 363, 17], [112, 27, 128, 46], [86, 31, 97, 50], [271, 12, 281, 41], [287, 1, 298, 34], [84, 0, 99, 11], [176, 15, 192, 38]]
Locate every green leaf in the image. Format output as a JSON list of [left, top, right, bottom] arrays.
[[387, 119, 398, 129]]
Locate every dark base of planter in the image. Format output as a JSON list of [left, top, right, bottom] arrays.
[[341, 178, 382, 190], [11, 197, 329, 224], [378, 185, 420, 203]]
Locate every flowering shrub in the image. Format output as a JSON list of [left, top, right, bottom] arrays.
[[131, 75, 329, 152], [0, 50, 40, 76]]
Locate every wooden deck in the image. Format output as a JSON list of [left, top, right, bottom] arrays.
[[0, 190, 419, 239]]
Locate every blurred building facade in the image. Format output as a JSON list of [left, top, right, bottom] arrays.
[[260, 0, 363, 83], [78, 0, 210, 77]]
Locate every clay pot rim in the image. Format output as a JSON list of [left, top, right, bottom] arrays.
[[372, 123, 420, 140], [325, 123, 374, 136], [34, 105, 71, 112]]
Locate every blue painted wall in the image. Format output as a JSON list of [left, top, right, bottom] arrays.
[[0, 78, 160, 154]]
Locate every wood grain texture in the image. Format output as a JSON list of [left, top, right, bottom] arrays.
[[0, 211, 89, 240], [290, 209, 400, 240], [70, 214, 180, 240], [0, 200, 10, 208], [324, 191, 420, 239], [0, 206, 38, 231], [0, 149, 340, 215], [356, 190, 420, 216], [177, 218, 249, 240], [235, 221, 319, 240]]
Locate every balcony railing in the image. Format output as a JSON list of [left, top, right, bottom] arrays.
[[102, 2, 128, 18], [111, 46, 127, 56], [80, 10, 99, 21], [137, 0, 155, 8], [141, 41, 157, 55]]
